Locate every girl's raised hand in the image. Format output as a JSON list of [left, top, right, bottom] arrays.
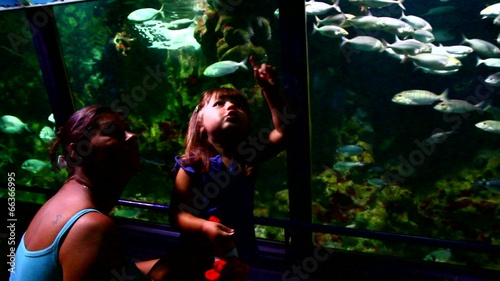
[[250, 55, 277, 90]]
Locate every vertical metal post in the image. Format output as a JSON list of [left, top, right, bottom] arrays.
[[278, 0, 313, 259], [25, 5, 74, 127]]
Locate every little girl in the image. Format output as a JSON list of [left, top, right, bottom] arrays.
[[149, 57, 289, 280]]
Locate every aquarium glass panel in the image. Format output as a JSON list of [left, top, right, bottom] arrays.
[[52, 0, 285, 226], [0, 9, 61, 204], [309, 0, 500, 270]]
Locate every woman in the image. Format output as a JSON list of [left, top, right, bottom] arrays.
[[10, 105, 156, 281]]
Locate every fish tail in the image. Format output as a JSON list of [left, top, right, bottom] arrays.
[[399, 11, 406, 20], [438, 89, 449, 101], [398, 0, 406, 11], [159, 4, 165, 18], [240, 57, 249, 70], [460, 34, 468, 44], [332, 0, 341, 13], [476, 56, 483, 67], [478, 99, 492, 112], [315, 15, 322, 26], [340, 36, 348, 47], [380, 39, 388, 52]]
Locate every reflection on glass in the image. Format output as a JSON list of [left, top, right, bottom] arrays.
[[309, 0, 500, 269], [314, 233, 500, 270], [51, 0, 285, 226], [0, 0, 22, 9], [0, 9, 60, 203]]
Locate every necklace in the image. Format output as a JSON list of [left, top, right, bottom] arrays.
[[66, 176, 90, 191]]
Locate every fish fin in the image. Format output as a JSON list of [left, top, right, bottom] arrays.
[[340, 36, 348, 47], [399, 11, 406, 20], [379, 39, 388, 52], [312, 23, 318, 34], [476, 56, 483, 67], [460, 34, 468, 44], [332, 0, 341, 13], [438, 89, 449, 101], [398, 0, 406, 11], [478, 99, 492, 112], [315, 15, 322, 26], [24, 125, 31, 132], [239, 57, 249, 70]]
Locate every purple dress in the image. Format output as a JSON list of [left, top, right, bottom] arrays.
[[173, 155, 258, 262]]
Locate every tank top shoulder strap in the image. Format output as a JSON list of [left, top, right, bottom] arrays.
[[53, 208, 101, 253]]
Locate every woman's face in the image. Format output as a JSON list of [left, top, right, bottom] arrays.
[[86, 114, 141, 177], [201, 94, 250, 142]]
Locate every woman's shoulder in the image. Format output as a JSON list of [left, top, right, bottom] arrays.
[[64, 212, 117, 244]]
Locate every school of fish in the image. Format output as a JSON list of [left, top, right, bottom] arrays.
[[299, 0, 500, 135]]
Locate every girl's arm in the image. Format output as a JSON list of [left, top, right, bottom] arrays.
[[171, 168, 234, 241], [250, 56, 292, 161]]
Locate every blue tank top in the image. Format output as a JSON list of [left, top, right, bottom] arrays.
[[9, 208, 100, 281]]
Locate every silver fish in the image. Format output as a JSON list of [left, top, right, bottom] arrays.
[[0, 115, 30, 134], [39, 126, 56, 143], [392, 89, 447, 105], [387, 38, 431, 55], [417, 66, 459, 76], [21, 159, 50, 173], [333, 161, 365, 171], [376, 17, 414, 37], [480, 3, 500, 18], [312, 24, 348, 38], [203, 58, 248, 77], [484, 72, 500, 86], [431, 44, 473, 59], [305, 0, 341, 15], [400, 13, 432, 31], [367, 178, 388, 188], [423, 130, 455, 145], [412, 29, 435, 43], [316, 14, 354, 27], [434, 99, 489, 114], [475, 120, 500, 134], [461, 36, 500, 58], [127, 4, 164, 22], [166, 18, 194, 30], [348, 15, 380, 30], [341, 36, 386, 52], [424, 249, 452, 263], [336, 145, 365, 156], [477, 57, 500, 68], [407, 53, 461, 71]]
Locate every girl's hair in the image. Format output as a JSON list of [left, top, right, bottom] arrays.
[[49, 105, 124, 174], [180, 88, 251, 173]]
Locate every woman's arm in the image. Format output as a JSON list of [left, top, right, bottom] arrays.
[[59, 213, 126, 281]]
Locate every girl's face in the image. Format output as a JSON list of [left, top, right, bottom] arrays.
[[201, 94, 250, 142]]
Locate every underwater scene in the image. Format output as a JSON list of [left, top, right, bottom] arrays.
[[307, 0, 500, 271], [1, 0, 500, 272]]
